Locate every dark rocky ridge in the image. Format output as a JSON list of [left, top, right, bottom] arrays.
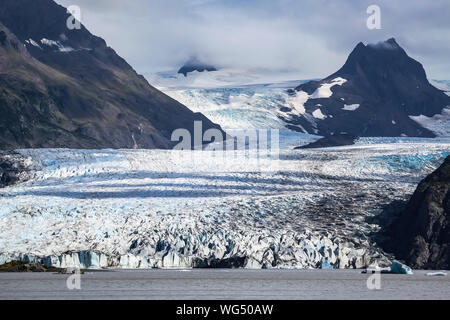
[[282, 38, 450, 138], [295, 133, 357, 149], [383, 156, 450, 269], [0, 0, 224, 149]]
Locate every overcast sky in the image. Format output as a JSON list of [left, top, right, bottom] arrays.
[[56, 0, 450, 80]]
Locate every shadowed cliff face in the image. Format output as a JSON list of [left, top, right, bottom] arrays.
[[385, 156, 450, 269], [282, 38, 450, 138], [0, 0, 223, 149]]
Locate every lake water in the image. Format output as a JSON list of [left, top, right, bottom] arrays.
[[0, 269, 448, 300]]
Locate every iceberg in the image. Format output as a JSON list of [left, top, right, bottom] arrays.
[[380, 261, 413, 275], [426, 272, 447, 277]]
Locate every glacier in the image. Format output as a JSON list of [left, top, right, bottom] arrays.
[[163, 86, 295, 130], [1, 136, 449, 269], [1, 77, 450, 270]]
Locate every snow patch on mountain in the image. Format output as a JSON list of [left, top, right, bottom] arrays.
[[40, 38, 74, 52], [40, 38, 58, 47], [312, 109, 326, 119], [310, 77, 347, 99], [24, 39, 41, 49], [342, 104, 360, 111], [280, 77, 347, 125], [285, 91, 308, 116]]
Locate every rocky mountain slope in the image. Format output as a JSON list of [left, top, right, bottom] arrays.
[[0, 0, 222, 149], [384, 156, 450, 269], [281, 38, 450, 138]]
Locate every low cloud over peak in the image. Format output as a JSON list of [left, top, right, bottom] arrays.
[[56, 0, 450, 80]]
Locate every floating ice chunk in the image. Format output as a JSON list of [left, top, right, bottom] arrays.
[[426, 272, 447, 276], [381, 261, 413, 275], [310, 77, 347, 99], [342, 104, 360, 111], [390, 261, 413, 274], [312, 109, 326, 120]]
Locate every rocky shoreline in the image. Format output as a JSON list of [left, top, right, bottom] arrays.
[[0, 260, 62, 273]]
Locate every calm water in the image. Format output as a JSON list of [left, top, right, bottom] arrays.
[[0, 269, 448, 300]]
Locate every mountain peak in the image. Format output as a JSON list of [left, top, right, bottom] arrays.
[[368, 37, 402, 50], [333, 37, 416, 80], [287, 38, 450, 138], [178, 57, 217, 77]]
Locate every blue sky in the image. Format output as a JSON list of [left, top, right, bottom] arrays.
[[56, 0, 450, 80]]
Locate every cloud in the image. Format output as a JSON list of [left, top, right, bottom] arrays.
[[55, 0, 450, 80]]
